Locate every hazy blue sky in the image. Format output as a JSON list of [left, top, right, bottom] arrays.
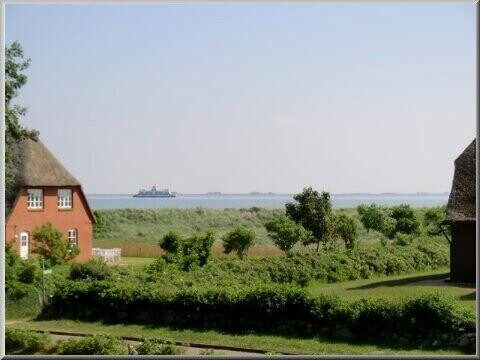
[[6, 3, 475, 194]]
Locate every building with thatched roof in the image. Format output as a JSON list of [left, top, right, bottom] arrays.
[[6, 138, 95, 262], [441, 139, 476, 284]]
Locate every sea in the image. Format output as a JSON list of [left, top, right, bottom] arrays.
[[86, 193, 449, 210]]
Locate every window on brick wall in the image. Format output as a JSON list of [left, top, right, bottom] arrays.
[[27, 189, 43, 209], [68, 229, 78, 246], [58, 189, 72, 209]]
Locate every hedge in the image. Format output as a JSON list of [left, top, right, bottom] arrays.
[[144, 241, 449, 289], [55, 334, 124, 355], [6, 328, 50, 354], [43, 282, 474, 350]]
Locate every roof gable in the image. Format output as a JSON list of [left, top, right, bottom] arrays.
[[14, 138, 80, 186], [445, 139, 476, 222]]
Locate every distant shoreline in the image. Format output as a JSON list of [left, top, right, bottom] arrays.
[[87, 192, 449, 197]]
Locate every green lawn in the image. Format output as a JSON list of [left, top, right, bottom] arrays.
[[308, 268, 476, 311], [117, 256, 156, 267], [7, 319, 469, 355]]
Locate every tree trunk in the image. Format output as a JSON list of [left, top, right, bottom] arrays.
[[316, 241, 320, 252]]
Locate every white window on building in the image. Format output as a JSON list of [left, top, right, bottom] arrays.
[[27, 189, 43, 209], [58, 189, 72, 209], [68, 229, 78, 246]]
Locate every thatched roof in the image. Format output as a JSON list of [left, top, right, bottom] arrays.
[[10, 138, 96, 223], [14, 138, 81, 186], [444, 139, 476, 222]]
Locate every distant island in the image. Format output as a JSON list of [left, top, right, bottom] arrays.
[[169, 191, 449, 197]]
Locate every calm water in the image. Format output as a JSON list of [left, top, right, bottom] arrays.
[[86, 194, 448, 210]]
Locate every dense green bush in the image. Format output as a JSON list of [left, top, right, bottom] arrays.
[[32, 222, 79, 266], [44, 283, 474, 349], [159, 230, 215, 270], [357, 204, 385, 233], [387, 204, 420, 238], [6, 244, 40, 300], [69, 258, 112, 281], [56, 334, 124, 355], [265, 215, 312, 253], [334, 214, 359, 250], [6, 328, 50, 354], [394, 233, 413, 246], [144, 241, 448, 289], [17, 259, 40, 284], [222, 227, 256, 259], [135, 339, 183, 355], [423, 206, 447, 236]]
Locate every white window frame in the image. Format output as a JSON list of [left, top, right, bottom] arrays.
[[27, 189, 43, 209], [58, 189, 73, 209], [68, 229, 78, 246]]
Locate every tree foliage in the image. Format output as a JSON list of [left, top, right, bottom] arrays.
[[388, 204, 420, 237], [356, 204, 385, 233], [158, 230, 215, 270], [264, 215, 312, 253], [285, 187, 335, 251], [32, 222, 79, 267], [334, 214, 358, 250], [5, 41, 38, 209], [423, 206, 446, 236], [222, 227, 255, 259]]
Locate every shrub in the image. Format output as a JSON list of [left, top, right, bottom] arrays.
[[222, 227, 255, 259], [356, 204, 385, 233], [135, 339, 183, 355], [388, 204, 420, 237], [56, 335, 124, 355], [380, 217, 397, 240], [159, 231, 215, 270], [6, 328, 50, 354], [334, 214, 358, 250], [264, 215, 311, 253], [423, 206, 447, 236], [69, 258, 112, 281], [394, 233, 413, 246], [18, 259, 41, 284], [144, 242, 448, 288], [32, 222, 79, 266], [159, 231, 181, 254], [6, 244, 40, 300]]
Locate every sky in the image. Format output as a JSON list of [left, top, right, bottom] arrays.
[[6, 3, 476, 194]]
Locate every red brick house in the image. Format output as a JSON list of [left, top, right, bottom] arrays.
[[6, 138, 95, 262]]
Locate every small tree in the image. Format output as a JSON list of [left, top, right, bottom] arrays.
[[158, 230, 215, 270], [265, 216, 312, 253], [389, 204, 420, 236], [222, 227, 255, 259], [334, 214, 358, 250], [423, 206, 447, 235], [285, 187, 335, 252], [380, 216, 397, 240], [32, 222, 79, 266], [356, 204, 385, 233], [159, 231, 182, 254]]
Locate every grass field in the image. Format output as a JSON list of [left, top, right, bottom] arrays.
[[308, 268, 476, 311], [7, 319, 469, 355]]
